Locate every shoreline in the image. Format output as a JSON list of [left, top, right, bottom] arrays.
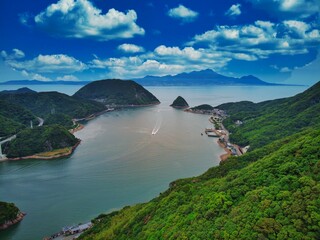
[[6, 140, 81, 161], [0, 212, 26, 230], [217, 138, 232, 161]]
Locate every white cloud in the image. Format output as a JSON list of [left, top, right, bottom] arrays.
[[189, 20, 320, 60], [21, 70, 51, 81], [6, 54, 86, 73], [167, 5, 198, 23], [245, 0, 319, 18], [118, 44, 145, 53], [225, 4, 241, 16], [33, 0, 145, 41], [56, 75, 79, 81], [1, 49, 25, 60], [90, 45, 231, 79]]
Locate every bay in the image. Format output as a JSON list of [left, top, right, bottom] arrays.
[[0, 84, 307, 240]]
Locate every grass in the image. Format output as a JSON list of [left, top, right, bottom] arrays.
[[35, 147, 72, 157]]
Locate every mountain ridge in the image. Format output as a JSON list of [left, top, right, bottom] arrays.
[[133, 69, 296, 86], [0, 70, 303, 86]]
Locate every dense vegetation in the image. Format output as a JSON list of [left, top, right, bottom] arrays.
[[80, 82, 320, 239], [218, 82, 320, 149], [74, 79, 160, 106], [170, 96, 189, 108], [0, 100, 37, 136], [3, 125, 79, 158], [191, 104, 214, 111], [0, 202, 19, 225], [44, 113, 74, 129], [0, 91, 106, 119]]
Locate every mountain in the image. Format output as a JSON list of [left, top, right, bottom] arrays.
[[79, 82, 320, 240], [0, 91, 106, 119], [133, 69, 283, 86], [0, 80, 90, 85], [170, 96, 189, 108], [73, 79, 160, 106], [0, 87, 36, 94]]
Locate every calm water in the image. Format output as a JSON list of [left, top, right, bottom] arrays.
[[0, 85, 307, 240]]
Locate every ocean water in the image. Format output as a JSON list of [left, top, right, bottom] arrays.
[[0, 84, 307, 240]]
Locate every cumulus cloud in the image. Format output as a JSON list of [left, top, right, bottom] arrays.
[[189, 20, 320, 60], [245, 0, 319, 18], [5, 54, 86, 73], [225, 4, 241, 16], [118, 44, 145, 53], [90, 45, 231, 78], [33, 0, 145, 41], [167, 5, 198, 23]]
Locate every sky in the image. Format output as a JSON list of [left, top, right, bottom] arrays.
[[0, 0, 319, 84]]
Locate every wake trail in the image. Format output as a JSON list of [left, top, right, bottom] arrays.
[[152, 110, 162, 135]]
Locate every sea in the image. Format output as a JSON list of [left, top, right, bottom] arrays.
[[0, 84, 308, 240]]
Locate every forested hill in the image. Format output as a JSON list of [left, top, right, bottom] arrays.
[[0, 100, 37, 136], [218, 81, 320, 149], [80, 82, 320, 240], [0, 91, 106, 119], [73, 79, 160, 106]]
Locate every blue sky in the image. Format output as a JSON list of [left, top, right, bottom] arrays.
[[0, 0, 319, 84]]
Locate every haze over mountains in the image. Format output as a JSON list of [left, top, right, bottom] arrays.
[[0, 69, 290, 86]]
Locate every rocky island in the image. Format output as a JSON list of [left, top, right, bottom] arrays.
[[73, 79, 160, 106], [170, 96, 189, 109]]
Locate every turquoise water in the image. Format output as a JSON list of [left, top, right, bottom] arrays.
[[0, 85, 307, 240]]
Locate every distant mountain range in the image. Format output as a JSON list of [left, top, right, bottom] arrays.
[[133, 69, 285, 86], [0, 69, 296, 86]]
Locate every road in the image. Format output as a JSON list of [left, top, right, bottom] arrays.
[[37, 117, 44, 126]]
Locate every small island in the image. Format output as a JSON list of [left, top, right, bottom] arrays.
[[0, 201, 25, 230], [170, 96, 189, 109], [73, 79, 160, 106]]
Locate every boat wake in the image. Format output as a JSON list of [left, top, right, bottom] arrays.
[[152, 110, 162, 135]]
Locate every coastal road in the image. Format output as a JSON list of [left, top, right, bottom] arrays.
[[0, 134, 16, 145]]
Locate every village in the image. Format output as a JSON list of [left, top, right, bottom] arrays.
[[202, 108, 249, 160]]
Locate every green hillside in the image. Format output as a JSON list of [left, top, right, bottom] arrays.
[[170, 96, 189, 108], [0, 100, 37, 136], [218, 82, 320, 149], [80, 82, 320, 240], [0, 91, 106, 119], [44, 113, 74, 129], [73, 79, 160, 106], [4, 125, 79, 158]]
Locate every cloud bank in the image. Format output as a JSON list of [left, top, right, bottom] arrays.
[[34, 0, 145, 41]]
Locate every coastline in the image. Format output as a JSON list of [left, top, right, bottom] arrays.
[[6, 140, 81, 161], [0, 212, 26, 230]]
